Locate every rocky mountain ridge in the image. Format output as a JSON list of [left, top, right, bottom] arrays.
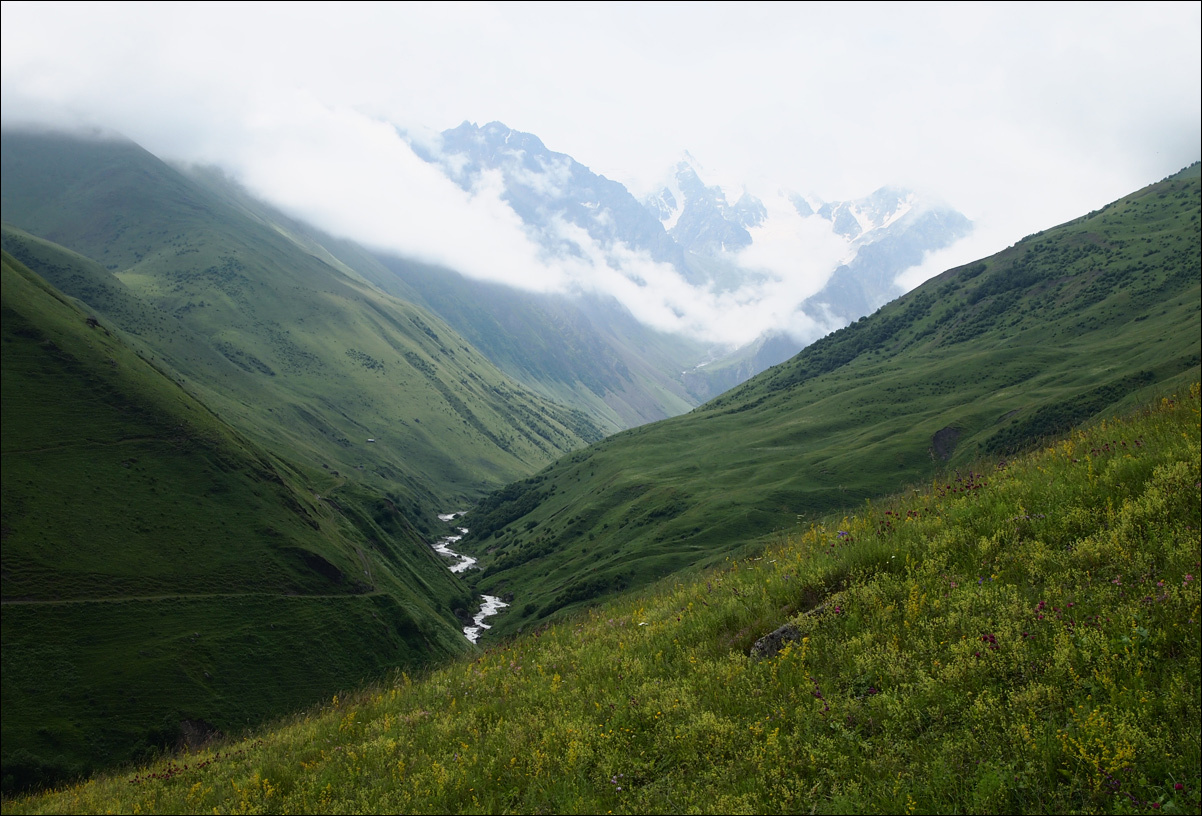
[[415, 121, 973, 396]]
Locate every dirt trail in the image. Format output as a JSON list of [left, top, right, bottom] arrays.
[[1, 590, 382, 606]]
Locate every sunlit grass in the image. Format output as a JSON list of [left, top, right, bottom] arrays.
[[7, 385, 1198, 814]]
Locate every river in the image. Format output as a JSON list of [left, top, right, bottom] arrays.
[[435, 512, 509, 643]]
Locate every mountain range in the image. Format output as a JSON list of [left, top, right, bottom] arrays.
[[1, 123, 1197, 793], [413, 121, 973, 403]]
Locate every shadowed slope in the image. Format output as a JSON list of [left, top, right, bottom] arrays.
[[1, 251, 476, 792]]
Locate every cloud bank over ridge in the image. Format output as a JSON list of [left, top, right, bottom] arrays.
[[3, 2, 1198, 345]]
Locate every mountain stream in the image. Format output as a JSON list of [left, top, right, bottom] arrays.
[[436, 512, 509, 643]]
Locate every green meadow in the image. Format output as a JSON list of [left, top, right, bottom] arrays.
[[6, 384, 1198, 814]]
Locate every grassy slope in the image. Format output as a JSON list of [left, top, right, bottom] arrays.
[[0, 223, 278, 421], [1, 250, 482, 791], [6, 385, 1198, 815], [363, 254, 705, 433], [174, 165, 706, 434], [0, 130, 601, 523], [462, 165, 1202, 638]]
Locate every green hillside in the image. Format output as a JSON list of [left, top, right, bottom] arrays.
[[6, 385, 1198, 814], [0, 130, 601, 525], [461, 165, 1202, 638], [364, 255, 705, 433], [172, 165, 706, 434], [1, 252, 477, 792]]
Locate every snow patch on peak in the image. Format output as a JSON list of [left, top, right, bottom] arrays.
[[866, 194, 915, 234], [848, 204, 877, 238], [644, 165, 687, 231]]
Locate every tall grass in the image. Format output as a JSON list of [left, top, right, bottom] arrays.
[[7, 386, 1199, 814]]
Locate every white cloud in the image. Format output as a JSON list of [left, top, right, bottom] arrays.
[[198, 92, 572, 295], [2, 1, 1199, 345], [734, 190, 850, 300], [505, 152, 576, 201]]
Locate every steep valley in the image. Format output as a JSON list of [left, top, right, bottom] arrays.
[[1, 126, 1198, 798], [2, 252, 477, 790], [0, 130, 601, 791]]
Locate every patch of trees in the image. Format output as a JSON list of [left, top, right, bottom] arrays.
[[985, 371, 1157, 456], [403, 351, 436, 377], [479, 534, 559, 578], [632, 495, 690, 528], [212, 340, 275, 376], [762, 290, 937, 395], [537, 571, 632, 619], [466, 477, 551, 541], [345, 348, 385, 371]]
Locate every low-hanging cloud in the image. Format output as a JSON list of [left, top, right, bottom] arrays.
[[2, 64, 854, 346], [3, 2, 1197, 347], [1, 9, 862, 349]]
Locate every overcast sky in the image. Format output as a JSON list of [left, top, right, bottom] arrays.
[[3, 1, 1199, 344]]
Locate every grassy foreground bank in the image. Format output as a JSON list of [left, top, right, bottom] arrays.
[[6, 386, 1200, 814]]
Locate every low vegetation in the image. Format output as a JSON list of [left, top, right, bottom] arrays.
[[7, 385, 1198, 814]]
